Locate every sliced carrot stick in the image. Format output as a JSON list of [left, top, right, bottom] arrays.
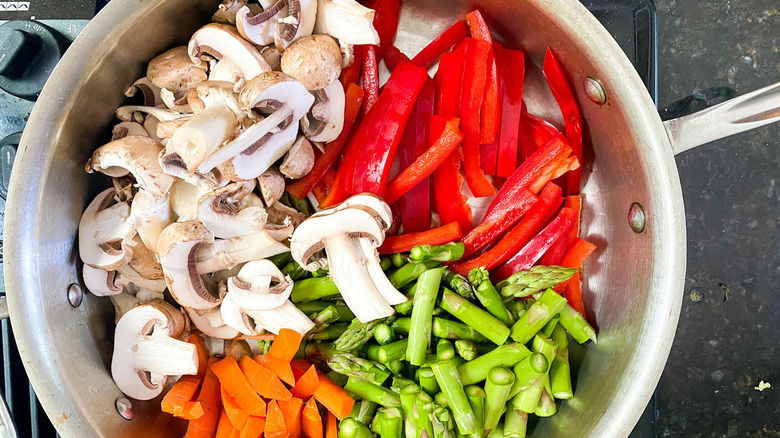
[[240, 416, 267, 438], [230, 427, 241, 438], [265, 400, 288, 438], [185, 358, 221, 438], [325, 411, 338, 438], [290, 359, 315, 380], [256, 354, 295, 386], [216, 409, 235, 438], [239, 355, 292, 401], [221, 386, 250, 430], [177, 401, 205, 420], [291, 365, 321, 399], [162, 374, 203, 416], [302, 397, 324, 438], [269, 328, 303, 363], [313, 371, 355, 420], [278, 397, 304, 438], [237, 333, 278, 341], [211, 356, 267, 417]]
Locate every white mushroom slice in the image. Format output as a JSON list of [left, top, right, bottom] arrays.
[[188, 23, 271, 82], [314, 0, 380, 46], [339, 192, 393, 230], [156, 118, 192, 139], [112, 175, 136, 203], [126, 235, 164, 281], [159, 148, 222, 189], [275, 0, 317, 50], [257, 168, 285, 206], [280, 136, 315, 179], [236, 4, 284, 46], [110, 292, 142, 323], [134, 288, 165, 304], [267, 201, 306, 227], [169, 104, 239, 172], [116, 264, 168, 292], [194, 230, 289, 274], [158, 221, 221, 310], [112, 121, 149, 141], [231, 122, 298, 180], [143, 116, 162, 142], [246, 300, 315, 335], [112, 301, 198, 400], [193, 81, 245, 118], [186, 307, 240, 339], [280, 35, 343, 90], [147, 46, 208, 96], [340, 42, 354, 69], [197, 181, 268, 238], [220, 292, 259, 335], [78, 188, 135, 270], [170, 179, 209, 222], [213, 0, 260, 24], [209, 58, 246, 91], [266, 222, 295, 242], [83, 264, 123, 297], [116, 106, 188, 123], [125, 77, 163, 107], [160, 88, 193, 113], [227, 260, 293, 310], [261, 45, 282, 71], [131, 190, 172, 252], [358, 238, 407, 305], [86, 136, 175, 201], [301, 80, 345, 143]]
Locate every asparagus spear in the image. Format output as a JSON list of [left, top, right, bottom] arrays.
[[393, 284, 416, 316], [531, 333, 558, 366], [309, 305, 342, 334], [432, 318, 489, 342], [410, 242, 466, 262], [305, 342, 338, 362], [407, 267, 444, 365], [377, 407, 403, 438], [351, 399, 378, 425], [509, 299, 528, 320], [412, 392, 435, 437], [439, 290, 510, 345], [512, 377, 543, 414], [377, 339, 409, 363], [310, 322, 350, 340], [483, 367, 515, 433], [558, 303, 597, 344], [549, 324, 573, 399], [434, 391, 448, 407], [457, 343, 531, 386], [338, 417, 374, 438], [333, 317, 390, 351], [436, 339, 455, 361], [509, 289, 567, 344], [442, 269, 476, 300], [417, 367, 440, 395], [486, 423, 505, 438], [432, 406, 454, 438], [297, 300, 332, 316], [328, 353, 391, 384], [344, 377, 401, 407], [468, 267, 515, 326], [386, 359, 404, 375], [291, 276, 340, 303], [391, 377, 416, 392], [465, 385, 486, 432], [327, 370, 348, 386], [380, 256, 393, 271], [503, 408, 528, 438], [399, 384, 421, 438], [374, 323, 396, 345], [508, 353, 549, 398], [268, 251, 293, 269], [497, 265, 577, 298], [257, 339, 272, 355], [541, 314, 561, 337], [454, 340, 478, 361], [391, 253, 408, 268], [430, 360, 478, 435], [389, 261, 430, 289], [534, 373, 557, 417], [282, 260, 309, 280]]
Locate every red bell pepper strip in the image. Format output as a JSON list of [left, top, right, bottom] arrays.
[[364, 0, 400, 55], [449, 182, 562, 275], [496, 46, 525, 177], [459, 38, 496, 197], [311, 168, 336, 204], [493, 207, 577, 280], [435, 48, 466, 116], [379, 222, 463, 254], [341, 60, 428, 196], [340, 46, 364, 88], [479, 42, 505, 176], [543, 48, 583, 195], [538, 214, 576, 265], [385, 116, 463, 205], [562, 272, 586, 316], [517, 108, 560, 161], [559, 238, 596, 269], [483, 135, 575, 222], [383, 45, 411, 71], [480, 132, 500, 176], [565, 195, 582, 244], [287, 84, 364, 200], [398, 79, 435, 233], [319, 169, 348, 208], [464, 10, 500, 144], [362, 46, 380, 117], [411, 20, 468, 68]]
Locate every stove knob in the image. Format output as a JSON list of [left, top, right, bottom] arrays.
[[0, 21, 68, 101], [0, 132, 19, 201]]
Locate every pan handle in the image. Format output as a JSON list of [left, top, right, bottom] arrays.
[[663, 81, 780, 155]]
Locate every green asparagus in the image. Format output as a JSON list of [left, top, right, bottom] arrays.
[[282, 260, 309, 280], [439, 290, 510, 345], [558, 303, 597, 344], [305, 342, 339, 362], [374, 323, 396, 345], [512, 377, 543, 414], [454, 340, 478, 361], [434, 391, 448, 407], [291, 277, 340, 303], [333, 318, 389, 351], [391, 253, 408, 268], [549, 324, 573, 399], [407, 268, 444, 366], [509, 289, 568, 344], [497, 265, 577, 298], [351, 399, 378, 425], [503, 408, 528, 438], [457, 343, 532, 386], [283, 190, 314, 217], [465, 385, 486, 432], [541, 313, 561, 337], [508, 353, 549, 398], [417, 367, 440, 395], [412, 392, 435, 437], [430, 360, 478, 435], [377, 339, 409, 363], [380, 256, 393, 272], [388, 261, 429, 289], [534, 373, 556, 417], [344, 377, 401, 407], [338, 417, 374, 438], [309, 305, 341, 334], [386, 359, 404, 375], [442, 269, 476, 300], [531, 333, 558, 366], [328, 353, 391, 384], [310, 322, 350, 340], [436, 339, 455, 361], [377, 407, 403, 438], [468, 267, 515, 326], [432, 318, 489, 342], [410, 242, 466, 262], [432, 406, 453, 438], [399, 385, 421, 438], [484, 367, 515, 433], [267, 251, 293, 269]]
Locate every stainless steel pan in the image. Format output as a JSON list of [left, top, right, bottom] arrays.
[[4, 0, 779, 436]]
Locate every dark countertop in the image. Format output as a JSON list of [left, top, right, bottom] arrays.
[[636, 0, 779, 436]]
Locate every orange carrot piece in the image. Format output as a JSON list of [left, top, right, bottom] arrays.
[[313, 371, 355, 420], [211, 356, 267, 417], [325, 412, 338, 438], [278, 398, 304, 438], [221, 386, 250, 429], [290, 359, 314, 380], [240, 356, 292, 401], [264, 400, 288, 438], [230, 427, 242, 438], [216, 409, 235, 438], [269, 328, 303, 363], [256, 354, 296, 386], [240, 416, 267, 438], [162, 374, 203, 416], [302, 397, 324, 438], [188, 333, 210, 377], [238, 333, 278, 341], [291, 365, 321, 399], [185, 358, 222, 438], [177, 401, 205, 420]]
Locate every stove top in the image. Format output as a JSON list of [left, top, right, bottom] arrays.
[[0, 1, 658, 436]]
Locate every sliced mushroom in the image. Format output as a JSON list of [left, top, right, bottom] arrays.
[[275, 0, 318, 50], [231, 122, 298, 180], [147, 46, 208, 96], [280, 35, 342, 90], [170, 178, 210, 222], [267, 201, 306, 227], [246, 300, 315, 335], [86, 136, 175, 201], [133, 287, 166, 304], [257, 167, 285, 206], [260, 45, 282, 71], [112, 121, 149, 141], [126, 235, 164, 280], [156, 118, 192, 139], [169, 104, 239, 172], [157, 221, 220, 310], [213, 0, 260, 24], [197, 181, 268, 238], [280, 135, 315, 179], [220, 292, 260, 335], [143, 116, 162, 142], [340, 41, 354, 68], [125, 77, 163, 107], [79, 188, 135, 270], [188, 23, 271, 82], [159, 146, 223, 189], [160, 88, 193, 114], [130, 190, 172, 252], [194, 229, 289, 274], [110, 292, 142, 323], [301, 80, 345, 143], [112, 175, 136, 202], [236, 3, 283, 46], [111, 301, 198, 400], [192, 81, 245, 118], [208, 58, 245, 91], [116, 264, 168, 292], [314, 0, 380, 46], [227, 260, 293, 310], [186, 307, 240, 339], [116, 105, 189, 123], [83, 264, 123, 297]]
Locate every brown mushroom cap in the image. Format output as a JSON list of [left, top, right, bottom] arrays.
[[280, 35, 343, 90], [147, 46, 208, 96]]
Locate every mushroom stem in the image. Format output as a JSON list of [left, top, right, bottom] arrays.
[[134, 335, 199, 377], [246, 300, 315, 335], [358, 238, 408, 306], [170, 104, 239, 172], [195, 231, 289, 274]]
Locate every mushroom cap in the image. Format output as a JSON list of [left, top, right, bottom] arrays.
[[158, 221, 221, 310], [78, 187, 136, 270], [279, 135, 315, 179], [260, 45, 282, 71], [257, 167, 285, 207], [186, 307, 240, 339], [280, 35, 343, 90], [188, 23, 271, 82], [239, 71, 314, 123], [147, 46, 208, 96], [338, 193, 393, 232], [236, 4, 282, 46], [226, 259, 293, 310], [130, 190, 172, 253], [83, 264, 123, 297], [86, 136, 175, 201], [208, 58, 245, 89], [160, 88, 193, 113], [274, 0, 318, 50], [290, 206, 384, 269], [301, 79, 346, 143], [197, 181, 269, 238]]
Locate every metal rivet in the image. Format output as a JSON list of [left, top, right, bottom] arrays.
[[628, 202, 646, 233], [583, 76, 607, 105], [66, 283, 83, 308], [116, 397, 134, 420]]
